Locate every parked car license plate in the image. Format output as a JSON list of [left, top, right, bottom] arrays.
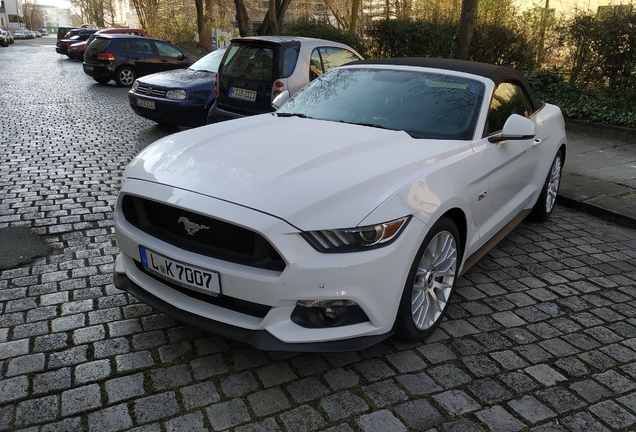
[[229, 87, 257, 102], [137, 99, 155, 109], [139, 246, 221, 296], [84, 65, 93, 71]]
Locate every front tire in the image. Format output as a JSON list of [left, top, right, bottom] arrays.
[[394, 217, 460, 342], [115, 66, 136, 87], [529, 149, 563, 222]]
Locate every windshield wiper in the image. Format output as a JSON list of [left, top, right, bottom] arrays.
[[275, 113, 311, 119]]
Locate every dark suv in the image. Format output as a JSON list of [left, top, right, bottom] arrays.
[[208, 36, 362, 123], [83, 34, 198, 86]]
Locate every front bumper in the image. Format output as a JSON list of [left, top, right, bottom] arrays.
[[113, 179, 426, 350], [128, 93, 208, 127]]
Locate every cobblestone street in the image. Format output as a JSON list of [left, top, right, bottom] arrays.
[[2, 38, 636, 432]]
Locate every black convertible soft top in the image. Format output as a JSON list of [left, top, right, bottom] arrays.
[[350, 57, 541, 111]]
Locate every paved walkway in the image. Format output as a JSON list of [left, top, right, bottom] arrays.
[[560, 122, 636, 227]]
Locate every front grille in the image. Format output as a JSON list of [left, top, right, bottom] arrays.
[[122, 195, 286, 272], [134, 85, 167, 98]]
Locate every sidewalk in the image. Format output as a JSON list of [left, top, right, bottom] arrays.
[[558, 119, 636, 227]]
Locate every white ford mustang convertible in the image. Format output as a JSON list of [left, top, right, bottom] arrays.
[[113, 58, 567, 351]]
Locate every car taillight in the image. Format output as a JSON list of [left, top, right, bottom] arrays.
[[272, 80, 285, 97], [97, 53, 115, 61]]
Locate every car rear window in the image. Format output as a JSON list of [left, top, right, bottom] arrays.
[[87, 37, 109, 52], [221, 43, 280, 83]]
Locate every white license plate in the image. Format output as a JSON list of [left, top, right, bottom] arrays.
[[85, 65, 93, 71], [229, 87, 257, 102], [137, 99, 155, 109], [139, 246, 221, 296]]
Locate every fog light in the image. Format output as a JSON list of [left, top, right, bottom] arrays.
[[321, 307, 338, 323]]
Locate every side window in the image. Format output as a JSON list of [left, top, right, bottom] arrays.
[[486, 82, 533, 135], [282, 46, 299, 77], [309, 49, 322, 80], [155, 41, 182, 58], [318, 47, 360, 73]]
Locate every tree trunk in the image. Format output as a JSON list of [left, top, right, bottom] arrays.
[[268, 0, 280, 35], [233, 0, 250, 36], [348, 0, 360, 37], [456, 0, 478, 60]]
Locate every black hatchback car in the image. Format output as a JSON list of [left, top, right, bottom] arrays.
[[83, 34, 198, 87]]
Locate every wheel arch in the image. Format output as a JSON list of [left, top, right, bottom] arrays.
[[439, 207, 467, 265]]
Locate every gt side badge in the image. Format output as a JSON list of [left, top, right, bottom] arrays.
[[478, 191, 487, 201]]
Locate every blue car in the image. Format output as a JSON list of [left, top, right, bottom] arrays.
[[128, 47, 226, 127]]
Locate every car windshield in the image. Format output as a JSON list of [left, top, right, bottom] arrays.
[[189, 47, 226, 73], [277, 67, 485, 140]]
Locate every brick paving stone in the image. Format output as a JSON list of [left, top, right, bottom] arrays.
[[588, 400, 636, 429], [6, 353, 45, 376], [357, 410, 407, 432], [0, 375, 29, 403], [33, 367, 72, 394], [221, 371, 259, 397], [14, 395, 59, 427], [500, 372, 540, 393], [433, 390, 481, 416], [467, 378, 512, 404], [115, 350, 154, 372], [561, 412, 610, 432], [579, 350, 618, 370], [394, 399, 445, 430], [524, 364, 568, 386], [279, 405, 327, 432], [247, 387, 290, 417], [395, 372, 443, 395], [190, 353, 229, 380], [386, 350, 427, 372], [417, 342, 456, 363], [286, 377, 330, 403], [107, 319, 142, 337], [289, 354, 330, 376], [320, 390, 369, 421], [93, 337, 130, 358], [234, 417, 282, 432], [593, 370, 636, 393], [256, 361, 296, 387], [75, 359, 112, 384], [536, 386, 586, 413], [61, 383, 102, 416], [442, 419, 487, 432], [0, 339, 29, 360], [40, 416, 83, 432], [475, 405, 527, 432], [490, 350, 529, 370], [508, 395, 556, 424], [474, 332, 514, 350], [180, 381, 220, 410], [105, 373, 145, 404], [134, 391, 180, 424], [361, 379, 408, 407], [462, 354, 501, 377], [158, 341, 193, 363], [322, 351, 362, 367], [352, 359, 396, 382], [232, 348, 269, 370], [73, 324, 106, 344], [428, 364, 472, 388], [164, 411, 207, 432], [205, 398, 251, 430], [88, 404, 134, 432], [150, 363, 192, 390]]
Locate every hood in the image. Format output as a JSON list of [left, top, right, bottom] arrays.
[[137, 68, 214, 88], [126, 115, 464, 230]]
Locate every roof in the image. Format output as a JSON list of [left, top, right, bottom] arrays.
[[352, 57, 541, 110]]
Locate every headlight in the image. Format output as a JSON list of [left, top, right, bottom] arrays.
[[301, 216, 410, 253], [132, 80, 139, 91], [166, 89, 187, 100]]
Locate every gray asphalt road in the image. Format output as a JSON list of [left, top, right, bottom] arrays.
[[1, 37, 636, 432]]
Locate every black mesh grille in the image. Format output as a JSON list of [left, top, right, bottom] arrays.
[[122, 195, 285, 272]]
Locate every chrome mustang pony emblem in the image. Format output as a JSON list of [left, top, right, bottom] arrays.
[[177, 217, 209, 236]]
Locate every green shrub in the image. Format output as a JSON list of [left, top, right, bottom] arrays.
[[527, 71, 636, 128]]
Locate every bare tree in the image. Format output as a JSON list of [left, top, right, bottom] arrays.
[[456, 0, 478, 59], [22, 0, 43, 29]]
